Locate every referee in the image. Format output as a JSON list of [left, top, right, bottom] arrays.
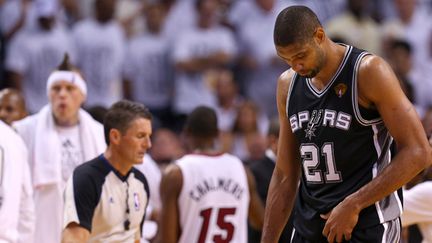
[[62, 100, 152, 243]]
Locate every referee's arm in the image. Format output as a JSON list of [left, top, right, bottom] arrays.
[[61, 167, 97, 243], [62, 222, 90, 243]]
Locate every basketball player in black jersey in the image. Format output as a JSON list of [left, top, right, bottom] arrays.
[[261, 6, 432, 243]]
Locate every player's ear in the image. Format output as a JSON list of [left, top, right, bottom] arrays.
[[314, 27, 325, 44]]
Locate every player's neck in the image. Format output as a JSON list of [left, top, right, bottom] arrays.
[[192, 148, 221, 156], [191, 141, 219, 155], [312, 42, 347, 87]]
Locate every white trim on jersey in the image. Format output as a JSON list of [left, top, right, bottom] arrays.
[[290, 228, 296, 242], [380, 218, 402, 243], [351, 52, 383, 126], [285, 72, 297, 119], [305, 45, 352, 98], [381, 220, 388, 243], [371, 124, 402, 224], [394, 189, 404, 217], [372, 124, 385, 223]]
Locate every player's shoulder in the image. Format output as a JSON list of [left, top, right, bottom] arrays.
[[220, 152, 244, 165], [357, 53, 397, 89], [277, 69, 295, 92], [276, 69, 296, 108], [357, 54, 394, 82], [160, 163, 183, 195], [358, 54, 387, 71], [176, 153, 205, 164]]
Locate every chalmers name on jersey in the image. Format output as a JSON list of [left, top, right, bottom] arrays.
[[286, 45, 403, 240], [176, 153, 250, 243]]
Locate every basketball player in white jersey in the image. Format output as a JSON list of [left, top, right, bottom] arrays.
[[156, 106, 264, 243]]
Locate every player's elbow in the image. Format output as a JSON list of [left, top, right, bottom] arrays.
[[412, 144, 432, 169]]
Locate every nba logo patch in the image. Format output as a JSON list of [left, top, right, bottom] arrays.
[[334, 83, 347, 98], [133, 193, 140, 211]]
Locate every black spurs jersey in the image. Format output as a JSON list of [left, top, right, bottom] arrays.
[[286, 45, 403, 240]]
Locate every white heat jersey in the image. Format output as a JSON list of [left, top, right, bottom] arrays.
[[176, 153, 249, 243]]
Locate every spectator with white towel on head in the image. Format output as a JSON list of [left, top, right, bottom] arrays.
[[13, 53, 106, 243]]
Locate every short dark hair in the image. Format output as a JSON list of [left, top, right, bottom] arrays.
[[103, 100, 152, 145], [184, 106, 218, 139], [274, 5, 322, 46]]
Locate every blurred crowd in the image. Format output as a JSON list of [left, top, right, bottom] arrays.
[[1, 0, 432, 242], [1, 0, 432, 161]]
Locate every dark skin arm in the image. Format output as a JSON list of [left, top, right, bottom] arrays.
[[61, 223, 90, 243], [261, 70, 302, 243], [154, 164, 183, 243], [244, 165, 265, 230], [321, 55, 432, 243]]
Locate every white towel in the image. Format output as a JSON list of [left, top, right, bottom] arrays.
[[32, 105, 106, 187]]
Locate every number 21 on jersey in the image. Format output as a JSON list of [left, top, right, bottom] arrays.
[[301, 142, 342, 183]]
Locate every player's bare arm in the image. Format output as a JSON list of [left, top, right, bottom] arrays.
[[61, 222, 90, 243], [155, 164, 183, 243], [244, 165, 265, 230], [261, 70, 302, 243], [322, 55, 432, 243]]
